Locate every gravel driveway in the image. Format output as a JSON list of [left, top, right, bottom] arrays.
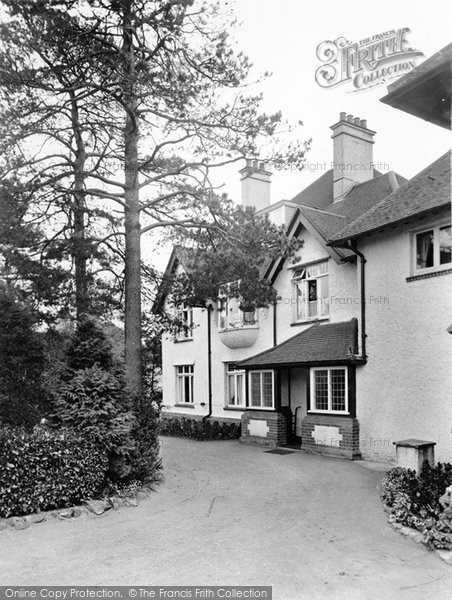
[[1, 437, 451, 599]]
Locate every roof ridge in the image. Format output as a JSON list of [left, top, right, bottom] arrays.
[[298, 205, 347, 218]]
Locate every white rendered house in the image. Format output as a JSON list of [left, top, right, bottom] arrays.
[[157, 46, 452, 462]]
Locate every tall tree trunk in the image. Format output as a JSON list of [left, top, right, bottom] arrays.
[[70, 90, 88, 322], [122, 1, 142, 397]]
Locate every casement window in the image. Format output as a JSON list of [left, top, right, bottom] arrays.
[[415, 225, 452, 271], [218, 295, 257, 330], [226, 364, 245, 408], [175, 304, 193, 340], [249, 370, 274, 409], [292, 261, 329, 321], [310, 367, 348, 413], [176, 365, 194, 404]]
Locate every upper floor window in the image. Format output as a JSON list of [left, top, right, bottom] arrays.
[[415, 225, 451, 271], [175, 304, 193, 341], [218, 294, 257, 331], [292, 260, 329, 322], [310, 367, 348, 414]]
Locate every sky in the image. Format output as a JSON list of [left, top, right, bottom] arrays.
[[145, 0, 451, 268]]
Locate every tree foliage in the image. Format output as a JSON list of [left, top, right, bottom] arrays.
[[0, 283, 46, 426], [164, 203, 303, 312], [0, 0, 310, 395]]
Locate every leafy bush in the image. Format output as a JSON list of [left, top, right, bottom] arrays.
[[50, 365, 135, 480], [129, 394, 162, 484], [0, 426, 108, 518], [0, 284, 46, 426], [381, 462, 452, 549], [64, 316, 114, 372], [160, 416, 241, 441]]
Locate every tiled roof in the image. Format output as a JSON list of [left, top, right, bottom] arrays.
[[238, 319, 358, 368], [291, 170, 334, 209], [288, 170, 407, 245], [330, 151, 451, 244]]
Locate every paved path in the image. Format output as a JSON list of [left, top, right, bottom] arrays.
[[1, 437, 451, 599]]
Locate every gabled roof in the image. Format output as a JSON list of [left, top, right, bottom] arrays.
[[152, 245, 196, 313], [330, 151, 451, 245], [238, 319, 359, 369], [268, 170, 407, 266]]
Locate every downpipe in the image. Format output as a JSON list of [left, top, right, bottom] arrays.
[[202, 304, 213, 423], [347, 241, 367, 363]]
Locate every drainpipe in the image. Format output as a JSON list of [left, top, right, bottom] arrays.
[[202, 304, 213, 423], [273, 298, 278, 346], [347, 241, 367, 362]]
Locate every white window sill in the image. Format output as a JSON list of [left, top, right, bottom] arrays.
[[308, 410, 350, 416], [291, 316, 329, 326], [247, 406, 275, 411], [407, 266, 452, 282]]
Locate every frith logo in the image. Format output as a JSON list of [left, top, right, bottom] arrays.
[[315, 28, 423, 91]]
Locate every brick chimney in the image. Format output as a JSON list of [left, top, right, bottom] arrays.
[[330, 112, 376, 202], [239, 159, 272, 211]]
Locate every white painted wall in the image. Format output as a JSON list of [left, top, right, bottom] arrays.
[[357, 212, 452, 463]]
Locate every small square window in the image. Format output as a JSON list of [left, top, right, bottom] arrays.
[[414, 224, 452, 272]]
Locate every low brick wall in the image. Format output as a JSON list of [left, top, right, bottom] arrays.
[[301, 413, 361, 459], [160, 411, 241, 426], [240, 410, 288, 448]]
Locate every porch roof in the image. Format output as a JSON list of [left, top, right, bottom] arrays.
[[238, 318, 359, 369]]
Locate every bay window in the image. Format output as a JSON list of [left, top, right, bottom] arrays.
[[310, 367, 348, 413], [218, 294, 257, 330]]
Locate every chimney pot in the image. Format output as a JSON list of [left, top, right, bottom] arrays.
[[346, 114, 353, 123], [353, 117, 361, 125], [340, 111, 347, 121], [360, 119, 367, 128], [252, 159, 258, 169]]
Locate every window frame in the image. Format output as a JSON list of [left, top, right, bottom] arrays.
[[309, 366, 349, 415], [176, 365, 194, 405], [225, 364, 246, 409], [248, 369, 275, 410], [174, 304, 194, 341], [291, 259, 329, 323], [217, 295, 258, 331], [412, 222, 452, 275]]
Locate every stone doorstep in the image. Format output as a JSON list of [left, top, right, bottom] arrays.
[[389, 521, 452, 566]]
